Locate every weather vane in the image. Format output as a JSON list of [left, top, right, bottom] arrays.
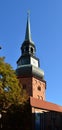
[[27, 10, 30, 18]]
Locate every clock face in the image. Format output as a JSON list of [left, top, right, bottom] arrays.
[[31, 57, 38, 67]]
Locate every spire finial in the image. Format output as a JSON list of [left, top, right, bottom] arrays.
[[25, 11, 32, 41], [27, 10, 30, 18]]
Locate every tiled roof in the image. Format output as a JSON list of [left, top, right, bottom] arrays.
[[30, 97, 62, 112]]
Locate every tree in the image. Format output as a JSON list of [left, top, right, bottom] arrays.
[[0, 57, 31, 130], [0, 57, 28, 111]]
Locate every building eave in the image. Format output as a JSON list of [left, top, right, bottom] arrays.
[[30, 97, 62, 113]]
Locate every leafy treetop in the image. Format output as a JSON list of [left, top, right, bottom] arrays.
[[0, 57, 28, 110]]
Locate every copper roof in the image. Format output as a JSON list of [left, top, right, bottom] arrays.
[[16, 64, 44, 80], [30, 97, 62, 112]]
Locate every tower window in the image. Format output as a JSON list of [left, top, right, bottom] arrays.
[[37, 86, 41, 91], [31, 47, 33, 53]]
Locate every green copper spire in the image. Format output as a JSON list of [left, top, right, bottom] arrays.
[[25, 11, 32, 41]]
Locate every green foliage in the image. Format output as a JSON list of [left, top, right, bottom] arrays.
[[0, 57, 28, 110]]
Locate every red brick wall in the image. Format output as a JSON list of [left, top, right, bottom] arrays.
[[19, 77, 32, 96], [32, 77, 46, 100], [18, 76, 46, 100]]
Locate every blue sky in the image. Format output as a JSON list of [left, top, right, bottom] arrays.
[[0, 0, 62, 105]]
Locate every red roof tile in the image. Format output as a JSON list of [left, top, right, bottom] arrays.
[[30, 97, 62, 112]]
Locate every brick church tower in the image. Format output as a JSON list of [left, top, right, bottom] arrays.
[[16, 14, 46, 100], [16, 14, 62, 130]]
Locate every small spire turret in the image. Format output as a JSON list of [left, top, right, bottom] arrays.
[[25, 11, 32, 42]]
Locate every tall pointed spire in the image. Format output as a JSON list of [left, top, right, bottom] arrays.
[[25, 11, 32, 41]]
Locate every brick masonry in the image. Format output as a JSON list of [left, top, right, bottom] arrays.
[[19, 76, 46, 100]]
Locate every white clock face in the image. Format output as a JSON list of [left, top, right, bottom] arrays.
[[31, 57, 38, 67]]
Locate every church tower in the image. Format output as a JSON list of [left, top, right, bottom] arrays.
[[16, 14, 46, 100]]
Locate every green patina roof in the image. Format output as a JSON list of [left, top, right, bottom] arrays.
[[16, 64, 44, 80], [25, 12, 34, 45]]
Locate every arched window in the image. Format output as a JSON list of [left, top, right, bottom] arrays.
[[31, 47, 33, 53]]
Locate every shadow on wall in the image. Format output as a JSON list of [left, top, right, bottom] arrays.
[[0, 101, 32, 130], [34, 111, 62, 130], [1, 102, 62, 130]]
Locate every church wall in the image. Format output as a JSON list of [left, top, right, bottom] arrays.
[[31, 107, 62, 130]]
